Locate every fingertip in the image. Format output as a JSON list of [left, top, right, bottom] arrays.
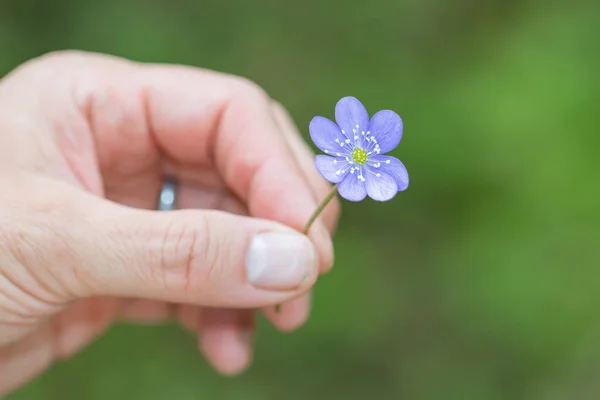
[[198, 309, 254, 376], [263, 292, 312, 332], [199, 329, 253, 376]]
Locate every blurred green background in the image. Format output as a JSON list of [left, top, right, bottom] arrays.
[[2, 0, 600, 398]]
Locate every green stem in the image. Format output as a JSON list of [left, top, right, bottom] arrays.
[[303, 184, 338, 235], [274, 185, 338, 314]]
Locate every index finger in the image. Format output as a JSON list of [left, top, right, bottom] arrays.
[[15, 51, 334, 271], [42, 54, 328, 272], [138, 65, 333, 270]]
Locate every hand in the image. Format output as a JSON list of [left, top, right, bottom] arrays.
[[0, 51, 339, 395]]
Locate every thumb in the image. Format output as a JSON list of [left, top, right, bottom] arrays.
[[11, 179, 319, 308]]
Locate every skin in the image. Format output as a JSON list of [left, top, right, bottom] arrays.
[[0, 51, 340, 396]]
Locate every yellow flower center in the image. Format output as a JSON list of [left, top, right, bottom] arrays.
[[352, 148, 367, 165]]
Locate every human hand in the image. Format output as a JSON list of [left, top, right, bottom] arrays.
[[0, 51, 339, 395]]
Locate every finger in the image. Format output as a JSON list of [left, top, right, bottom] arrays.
[[176, 182, 247, 216], [2, 52, 334, 274], [263, 103, 338, 332], [50, 297, 120, 359], [103, 165, 242, 212], [0, 298, 119, 395], [118, 300, 202, 334], [262, 293, 312, 332], [262, 291, 313, 332], [98, 182, 249, 328], [119, 299, 173, 323], [9, 176, 319, 308], [175, 178, 256, 373], [0, 323, 54, 395], [42, 52, 335, 272], [114, 175, 249, 327], [111, 175, 258, 370], [137, 65, 334, 272], [177, 304, 200, 333], [197, 308, 254, 375], [270, 101, 341, 235]]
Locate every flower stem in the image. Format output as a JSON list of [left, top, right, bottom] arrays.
[[274, 185, 338, 314], [303, 184, 338, 235]]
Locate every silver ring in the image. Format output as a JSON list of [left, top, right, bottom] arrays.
[[157, 177, 178, 211]]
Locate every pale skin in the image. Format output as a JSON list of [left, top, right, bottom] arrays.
[[0, 51, 340, 395]]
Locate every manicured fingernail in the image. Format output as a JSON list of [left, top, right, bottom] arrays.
[[246, 232, 316, 290]]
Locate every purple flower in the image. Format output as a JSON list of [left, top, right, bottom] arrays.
[[309, 96, 409, 202]]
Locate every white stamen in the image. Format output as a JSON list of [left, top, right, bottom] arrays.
[[352, 129, 357, 134], [345, 139, 351, 144], [336, 153, 341, 156], [324, 150, 329, 154], [354, 135, 359, 140], [333, 159, 337, 164], [355, 124, 359, 129], [386, 160, 391, 164], [376, 173, 381, 177]]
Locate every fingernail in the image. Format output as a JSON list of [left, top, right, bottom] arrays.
[[246, 232, 316, 290]]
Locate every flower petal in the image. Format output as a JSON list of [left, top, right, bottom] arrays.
[[367, 110, 403, 154], [337, 173, 367, 202], [335, 97, 370, 139], [309, 116, 349, 155], [364, 167, 398, 201], [314, 155, 348, 183], [370, 155, 409, 191]]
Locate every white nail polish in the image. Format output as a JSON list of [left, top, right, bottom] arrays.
[[246, 232, 316, 290]]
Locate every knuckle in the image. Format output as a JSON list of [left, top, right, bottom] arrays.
[[231, 76, 270, 104], [270, 100, 291, 120], [4, 50, 128, 86], [31, 49, 90, 65], [157, 218, 192, 285], [157, 213, 223, 293], [9, 50, 88, 78], [1, 50, 90, 94]]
